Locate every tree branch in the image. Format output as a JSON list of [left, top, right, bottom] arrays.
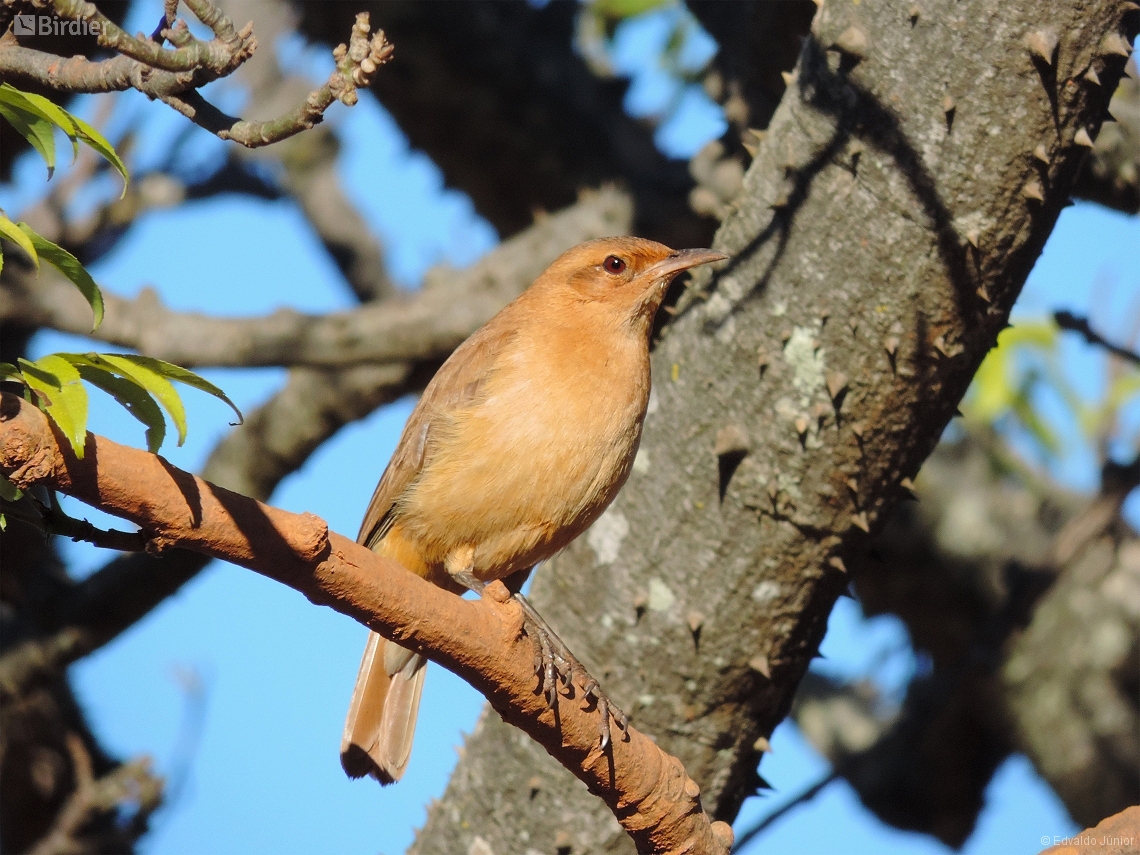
[[153, 16, 393, 147], [1054, 309, 1140, 367], [53, 0, 256, 76], [25, 733, 162, 855], [1, 187, 633, 368], [0, 392, 733, 855], [1, 3, 392, 148]]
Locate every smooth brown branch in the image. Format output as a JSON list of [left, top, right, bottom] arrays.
[[0, 392, 732, 855]]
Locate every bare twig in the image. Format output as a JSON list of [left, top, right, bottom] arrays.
[[0, 2, 392, 148], [52, 0, 256, 75], [731, 772, 838, 853], [45, 507, 147, 552], [155, 14, 393, 147], [1054, 310, 1140, 367], [0, 393, 733, 855]]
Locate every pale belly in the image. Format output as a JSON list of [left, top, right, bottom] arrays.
[[395, 362, 648, 580]]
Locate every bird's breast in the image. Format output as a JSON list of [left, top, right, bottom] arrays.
[[397, 336, 650, 579]]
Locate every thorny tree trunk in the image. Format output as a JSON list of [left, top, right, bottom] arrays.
[[410, 2, 1137, 853]]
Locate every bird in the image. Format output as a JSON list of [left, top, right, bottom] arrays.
[[340, 236, 726, 785]]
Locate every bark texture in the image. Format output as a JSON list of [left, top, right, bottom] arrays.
[[410, 2, 1138, 853]]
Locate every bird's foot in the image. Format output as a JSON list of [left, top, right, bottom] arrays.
[[513, 592, 629, 751], [452, 571, 627, 749]]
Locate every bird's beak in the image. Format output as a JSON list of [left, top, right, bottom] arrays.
[[640, 248, 729, 285]]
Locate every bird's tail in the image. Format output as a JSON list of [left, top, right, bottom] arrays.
[[340, 631, 426, 784]]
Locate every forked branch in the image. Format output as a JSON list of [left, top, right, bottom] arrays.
[[0, 1, 392, 147]]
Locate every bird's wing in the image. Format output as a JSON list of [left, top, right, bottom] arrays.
[[357, 321, 518, 549]]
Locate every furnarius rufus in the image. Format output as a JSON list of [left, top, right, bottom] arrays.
[[340, 237, 727, 784]]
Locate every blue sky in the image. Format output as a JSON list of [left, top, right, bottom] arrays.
[[3, 4, 1137, 854]]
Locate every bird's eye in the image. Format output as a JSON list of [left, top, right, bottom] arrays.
[[603, 255, 626, 274]]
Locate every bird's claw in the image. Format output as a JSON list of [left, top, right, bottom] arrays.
[[516, 595, 628, 751]]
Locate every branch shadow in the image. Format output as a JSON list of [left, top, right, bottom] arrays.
[[692, 34, 985, 330]]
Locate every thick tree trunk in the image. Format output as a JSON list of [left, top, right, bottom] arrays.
[[410, 2, 1137, 853]]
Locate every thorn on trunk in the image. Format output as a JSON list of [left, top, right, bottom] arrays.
[[1025, 29, 1059, 66], [716, 425, 750, 502], [1022, 179, 1046, 202], [715, 425, 751, 458], [632, 592, 648, 618], [1101, 32, 1132, 58], [832, 26, 869, 61], [686, 610, 704, 635], [749, 654, 772, 679], [826, 371, 849, 401]]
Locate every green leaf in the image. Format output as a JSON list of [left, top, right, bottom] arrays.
[[0, 101, 56, 177], [69, 113, 129, 196], [16, 224, 103, 331], [0, 85, 127, 194], [0, 362, 24, 383], [65, 356, 167, 453], [18, 355, 89, 458], [0, 214, 39, 272], [113, 355, 243, 427], [0, 84, 80, 161], [592, 0, 668, 22], [0, 474, 22, 502], [1105, 371, 1140, 412], [89, 354, 189, 446], [994, 321, 1057, 351], [966, 345, 1014, 423]]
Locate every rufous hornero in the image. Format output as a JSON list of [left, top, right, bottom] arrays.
[[340, 237, 727, 784]]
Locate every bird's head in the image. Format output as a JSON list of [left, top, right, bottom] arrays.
[[541, 237, 727, 331]]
